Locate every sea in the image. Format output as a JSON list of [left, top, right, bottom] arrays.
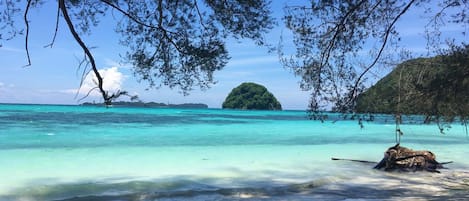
[[0, 104, 468, 201]]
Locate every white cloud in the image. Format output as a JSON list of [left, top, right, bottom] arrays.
[[64, 67, 125, 97]]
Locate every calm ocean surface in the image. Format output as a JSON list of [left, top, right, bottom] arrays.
[[0, 104, 468, 201]]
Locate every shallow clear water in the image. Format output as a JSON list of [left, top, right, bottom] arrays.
[[0, 104, 468, 201]]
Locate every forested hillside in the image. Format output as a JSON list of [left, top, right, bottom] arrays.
[[356, 45, 469, 122]]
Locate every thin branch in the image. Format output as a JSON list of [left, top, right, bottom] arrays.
[[100, 0, 184, 54], [294, 1, 367, 103], [153, 0, 185, 53], [320, 0, 368, 68], [99, 0, 159, 29], [193, 0, 208, 30], [44, 3, 60, 48], [157, 0, 163, 27], [349, 0, 416, 104], [59, 0, 109, 105], [23, 0, 32, 67], [364, 0, 382, 20], [77, 86, 99, 102], [428, 0, 459, 27], [76, 53, 91, 94]]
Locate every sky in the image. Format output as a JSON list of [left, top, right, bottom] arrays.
[[0, 1, 467, 110]]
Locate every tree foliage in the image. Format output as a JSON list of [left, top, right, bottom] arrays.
[[222, 82, 282, 110], [281, 0, 468, 119], [0, 0, 274, 105]]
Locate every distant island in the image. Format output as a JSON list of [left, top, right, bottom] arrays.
[[81, 101, 208, 109], [222, 82, 282, 110]]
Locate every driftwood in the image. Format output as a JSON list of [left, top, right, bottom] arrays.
[[373, 144, 452, 173], [332, 144, 452, 173]]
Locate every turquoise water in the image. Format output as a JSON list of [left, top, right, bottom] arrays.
[[0, 104, 468, 200]]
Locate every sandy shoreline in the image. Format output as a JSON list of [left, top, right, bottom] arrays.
[[2, 168, 468, 201]]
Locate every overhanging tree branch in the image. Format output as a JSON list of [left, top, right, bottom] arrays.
[[193, 0, 208, 30], [285, 0, 419, 113], [348, 0, 416, 104], [44, 3, 60, 48], [320, 0, 368, 68], [23, 0, 32, 67], [59, 0, 110, 105], [99, 0, 158, 29], [3, 0, 274, 105], [100, 0, 185, 54]]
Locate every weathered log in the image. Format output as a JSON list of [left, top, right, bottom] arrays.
[[373, 144, 452, 173]]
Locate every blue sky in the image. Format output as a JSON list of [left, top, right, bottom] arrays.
[[0, 1, 467, 109]]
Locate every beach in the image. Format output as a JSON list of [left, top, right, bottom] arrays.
[[0, 104, 468, 200]]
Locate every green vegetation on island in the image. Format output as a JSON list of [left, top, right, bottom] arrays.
[[82, 101, 208, 109], [356, 45, 469, 122], [222, 82, 282, 110]]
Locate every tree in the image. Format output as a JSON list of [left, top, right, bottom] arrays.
[[0, 0, 274, 105], [281, 0, 468, 121], [222, 82, 282, 110]]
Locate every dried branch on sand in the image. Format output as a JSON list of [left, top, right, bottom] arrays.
[[374, 144, 452, 173]]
